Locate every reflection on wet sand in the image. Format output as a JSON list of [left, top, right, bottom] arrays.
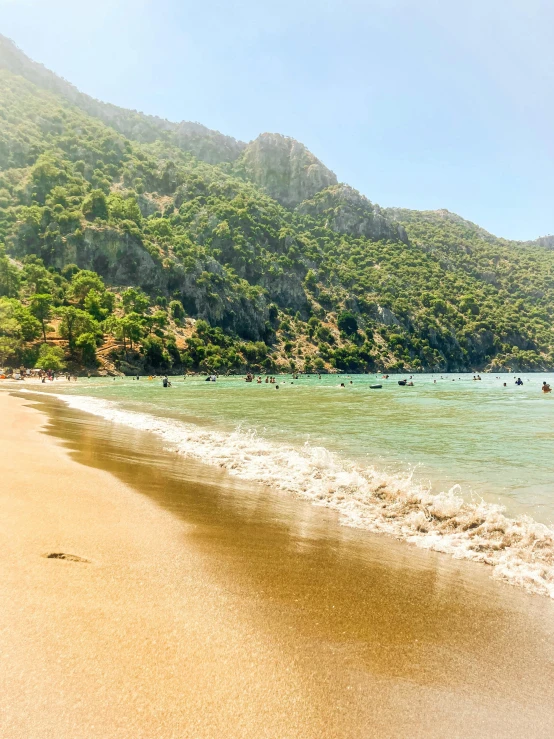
[[32, 395, 554, 737]]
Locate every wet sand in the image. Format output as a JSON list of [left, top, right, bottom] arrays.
[[1, 391, 554, 738]]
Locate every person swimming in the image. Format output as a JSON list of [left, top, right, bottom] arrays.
[[515, 377, 523, 386], [542, 381, 551, 393]]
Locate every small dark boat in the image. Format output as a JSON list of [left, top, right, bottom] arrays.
[[398, 379, 407, 386], [370, 384, 382, 389]]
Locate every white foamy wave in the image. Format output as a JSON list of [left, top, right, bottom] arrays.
[[54, 393, 554, 598]]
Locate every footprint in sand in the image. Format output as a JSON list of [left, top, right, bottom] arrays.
[[43, 552, 90, 563]]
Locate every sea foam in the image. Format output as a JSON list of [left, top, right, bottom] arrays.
[[52, 393, 554, 598]]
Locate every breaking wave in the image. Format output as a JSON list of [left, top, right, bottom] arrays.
[[54, 393, 554, 598]]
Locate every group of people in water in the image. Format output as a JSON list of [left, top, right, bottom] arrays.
[[147, 372, 554, 393], [181, 372, 554, 394], [2, 368, 552, 394], [153, 371, 554, 393], [28, 370, 548, 393], [245, 374, 280, 384]]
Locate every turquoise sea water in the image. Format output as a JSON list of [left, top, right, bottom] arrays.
[[30, 371, 554, 523]]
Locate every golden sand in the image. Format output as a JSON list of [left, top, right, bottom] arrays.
[[1, 391, 554, 738], [0, 393, 331, 738]]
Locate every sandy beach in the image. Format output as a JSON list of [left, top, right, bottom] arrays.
[[2, 390, 554, 738], [0, 392, 331, 738]]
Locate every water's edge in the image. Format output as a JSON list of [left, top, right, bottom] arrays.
[[17, 388, 549, 600]]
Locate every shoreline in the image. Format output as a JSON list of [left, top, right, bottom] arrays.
[[2, 391, 554, 737], [24, 382, 554, 599]]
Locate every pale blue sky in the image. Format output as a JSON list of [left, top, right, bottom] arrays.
[[1, 0, 553, 240]]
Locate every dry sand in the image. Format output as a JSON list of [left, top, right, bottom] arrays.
[[2, 390, 554, 739]]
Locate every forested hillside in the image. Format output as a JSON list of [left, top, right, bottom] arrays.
[[1, 34, 553, 375]]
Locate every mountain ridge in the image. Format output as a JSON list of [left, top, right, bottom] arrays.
[[0, 34, 247, 165], [1, 37, 554, 375], [1, 32, 547, 243]]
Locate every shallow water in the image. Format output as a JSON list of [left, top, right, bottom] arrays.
[[18, 371, 554, 596], [28, 372, 554, 516]]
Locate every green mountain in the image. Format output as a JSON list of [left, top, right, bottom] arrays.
[[1, 34, 553, 375]]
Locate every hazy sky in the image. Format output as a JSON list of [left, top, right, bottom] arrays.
[[1, 0, 553, 239]]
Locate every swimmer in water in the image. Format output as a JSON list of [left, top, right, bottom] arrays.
[[542, 381, 552, 393]]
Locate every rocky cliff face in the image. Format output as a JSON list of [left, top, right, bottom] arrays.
[[78, 227, 165, 291], [297, 185, 409, 243], [237, 133, 338, 208], [10, 219, 270, 339]]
